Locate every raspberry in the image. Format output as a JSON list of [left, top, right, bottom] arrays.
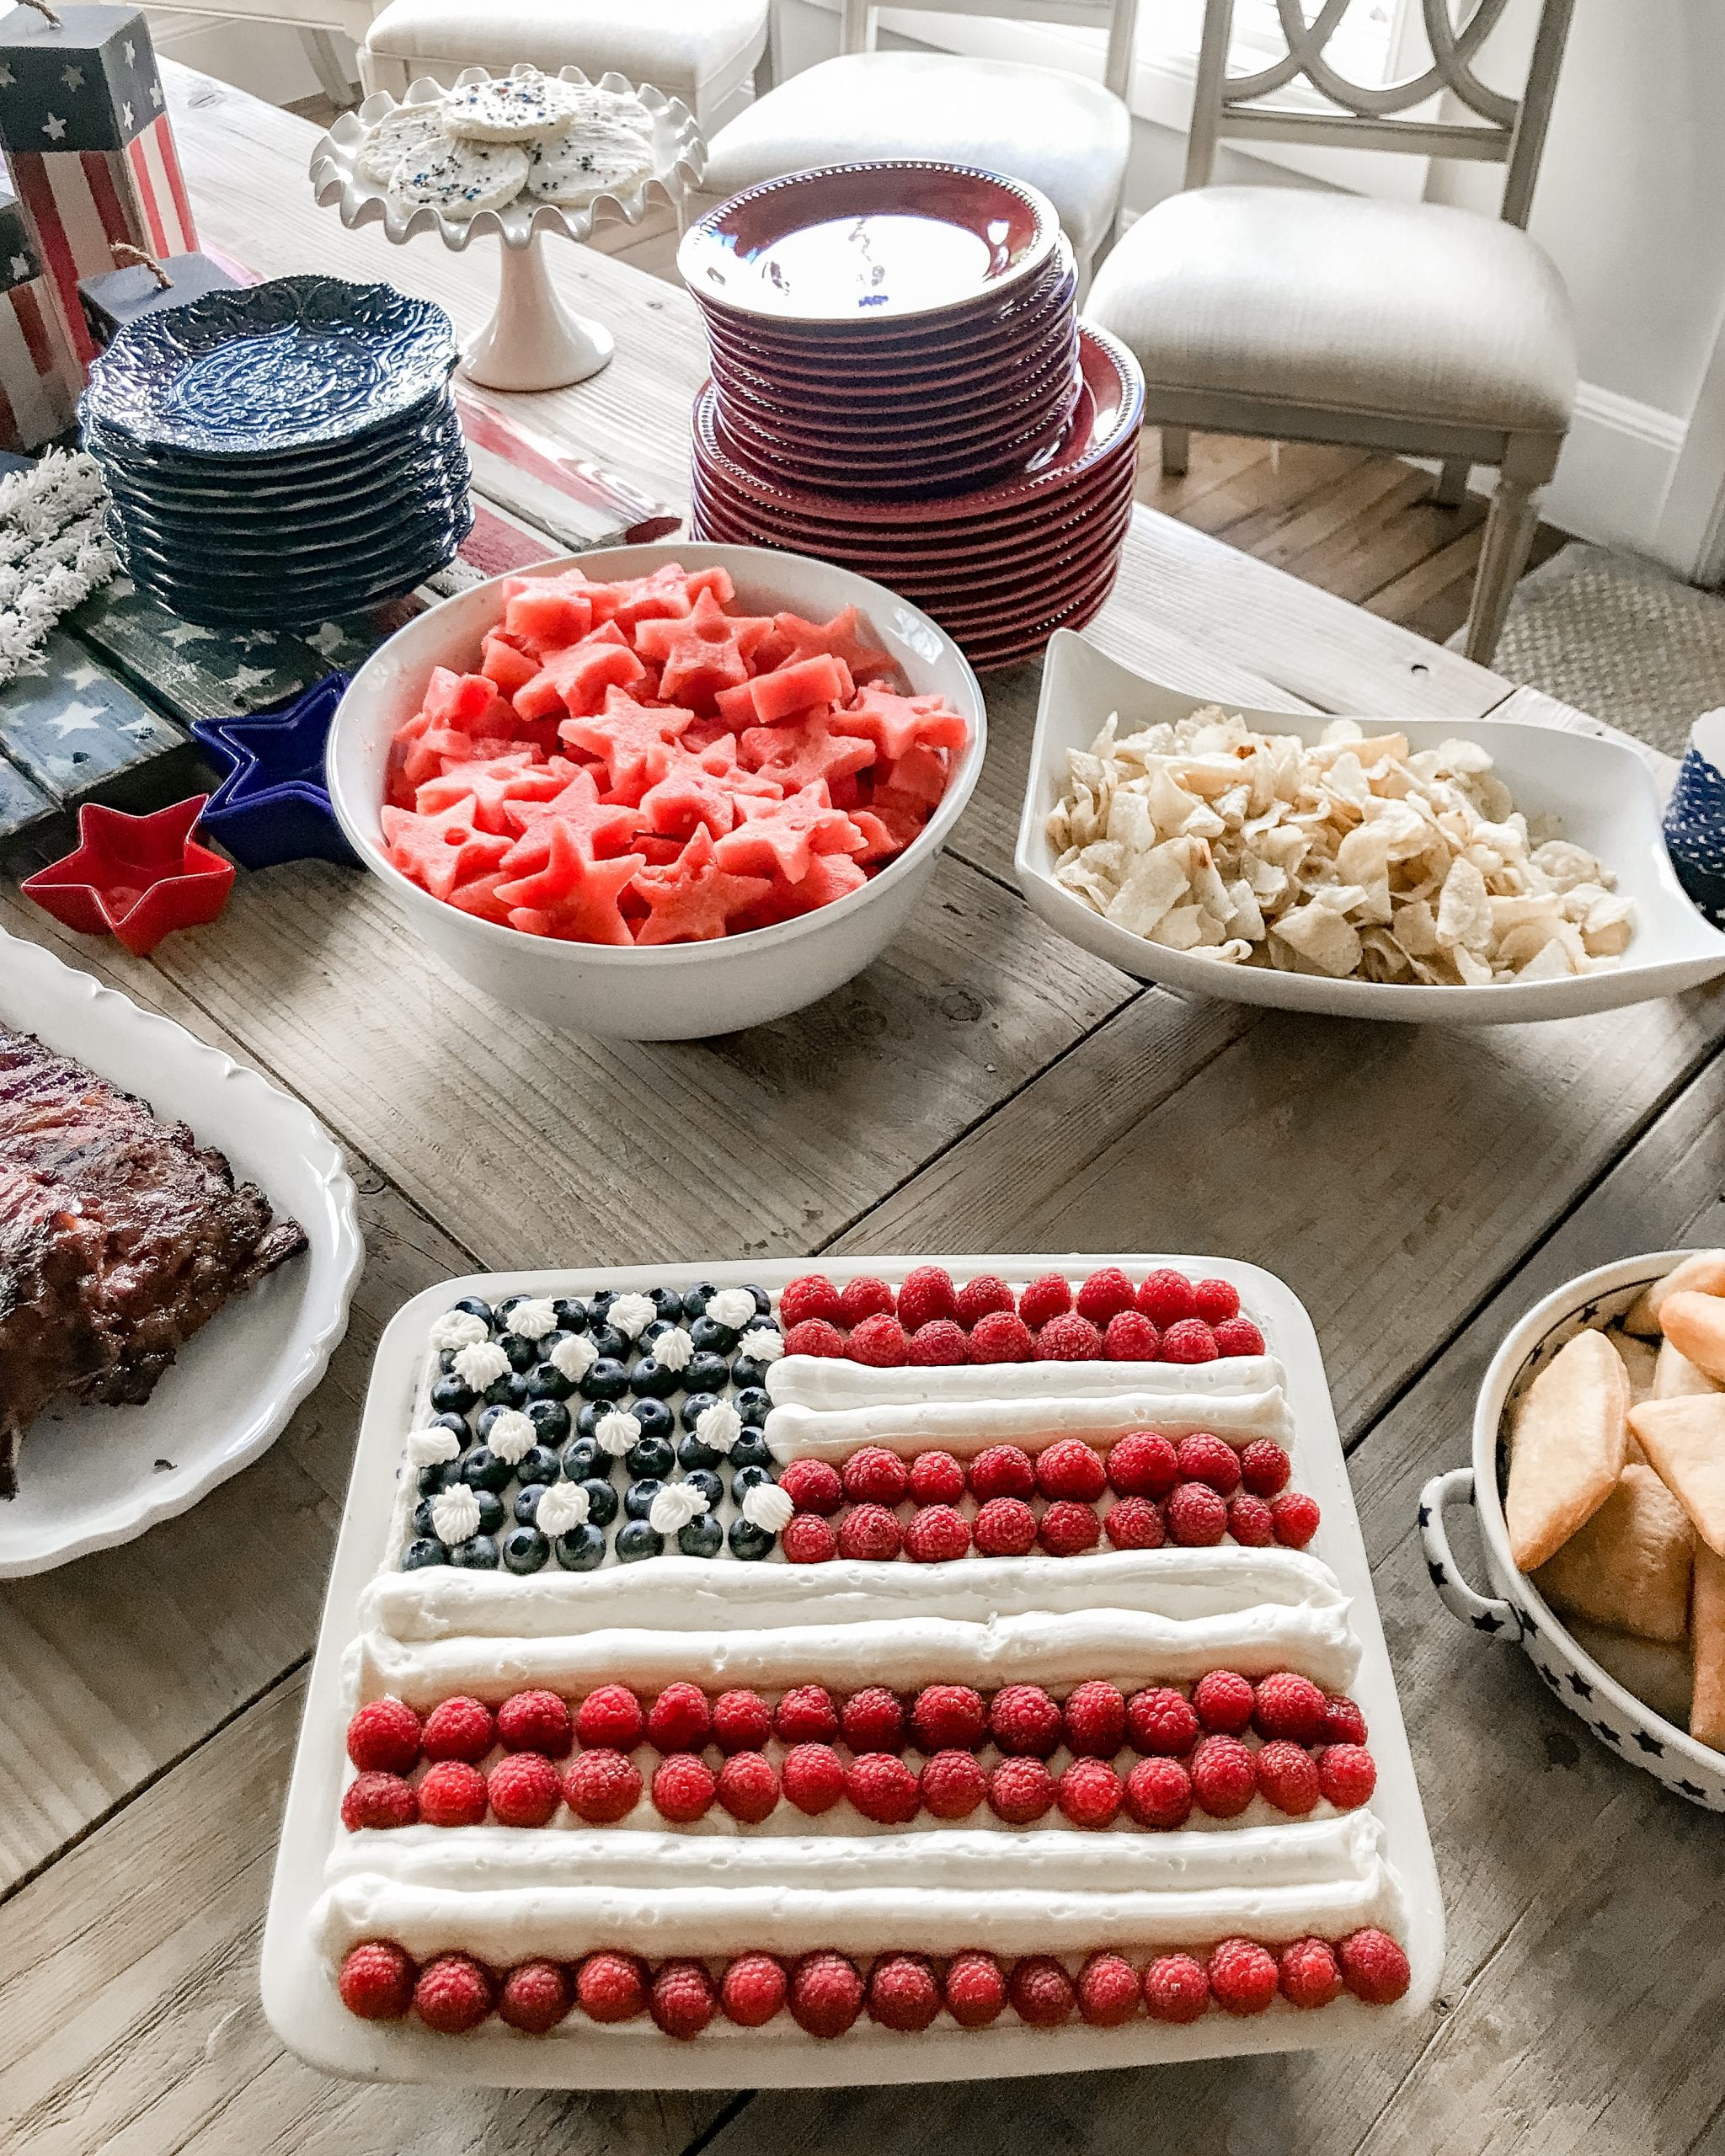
[[496, 1689, 572, 1758], [1038, 1499, 1101, 1556], [1160, 1318, 1219, 1364], [990, 1683, 1062, 1756], [1213, 1316, 1267, 1358], [909, 1319, 970, 1367], [782, 1513, 837, 1564], [339, 1940, 415, 2020], [911, 1682, 987, 1750], [1036, 1313, 1103, 1361], [1192, 1278, 1241, 1325], [1017, 1273, 1073, 1328], [1035, 1438, 1108, 1501], [563, 1748, 643, 1823], [846, 1751, 921, 1823], [419, 1696, 494, 1764], [904, 1505, 971, 1562], [416, 1759, 489, 1828], [974, 1497, 1038, 1556], [341, 1771, 416, 1832], [969, 1310, 1034, 1362], [969, 1444, 1035, 1501], [1239, 1439, 1292, 1497], [783, 1318, 845, 1358], [1166, 1481, 1227, 1545], [779, 1273, 842, 1327], [1255, 1739, 1321, 1816], [943, 1951, 1007, 2027], [576, 1951, 649, 2023], [841, 1686, 905, 1751], [1076, 1267, 1138, 1326], [1108, 1430, 1179, 1498], [1271, 1490, 1321, 1548], [717, 1751, 780, 1822], [1125, 1755, 1194, 1829], [774, 1685, 839, 1744], [1208, 1938, 1279, 2016], [837, 1275, 896, 1326], [955, 1274, 1015, 1326], [1101, 1310, 1160, 1360], [1253, 1671, 1329, 1744], [721, 1952, 787, 2026], [499, 1960, 572, 2033], [868, 1952, 941, 2031], [847, 1312, 910, 1366], [908, 1449, 965, 1505], [712, 1688, 772, 1753], [651, 1958, 716, 2040], [346, 1698, 421, 1774], [779, 1457, 843, 1515], [1322, 1694, 1368, 1746], [1009, 1955, 1075, 2027], [781, 1742, 845, 1814], [414, 1953, 494, 2033], [842, 1444, 909, 1506], [1192, 1668, 1255, 1734], [1136, 1268, 1196, 1326], [1338, 1927, 1411, 2004], [896, 1265, 958, 1331], [1227, 1494, 1274, 1545], [789, 1951, 864, 2038], [1104, 1497, 1165, 1550], [837, 1502, 903, 1561], [1063, 1679, 1126, 1757], [989, 1757, 1056, 1822], [647, 1681, 712, 1752], [1077, 1952, 1141, 2027], [1190, 1735, 1258, 1817], [1175, 1432, 1241, 1495], [1125, 1685, 1199, 1757], [651, 1753, 717, 1822], [920, 1748, 987, 1818], [488, 1750, 562, 1827], [1143, 1953, 1210, 2023], [1318, 1743, 1377, 1809], [1058, 1757, 1124, 1828], [1279, 1937, 1343, 2010]]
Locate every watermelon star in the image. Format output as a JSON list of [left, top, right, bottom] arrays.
[[494, 819, 645, 945], [763, 606, 893, 682], [633, 587, 776, 709], [498, 762, 642, 873], [560, 686, 697, 795], [414, 750, 542, 833], [712, 782, 868, 883], [633, 825, 773, 944], [380, 794, 513, 902], [515, 621, 647, 722], [831, 684, 969, 762], [740, 706, 876, 794]]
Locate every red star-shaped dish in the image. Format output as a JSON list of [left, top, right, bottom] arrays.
[[21, 795, 235, 958], [633, 825, 773, 944], [494, 820, 645, 944]]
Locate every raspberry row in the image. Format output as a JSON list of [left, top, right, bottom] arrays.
[[338, 1929, 1412, 2036]]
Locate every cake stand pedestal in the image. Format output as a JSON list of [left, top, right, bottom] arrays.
[[464, 233, 613, 391]]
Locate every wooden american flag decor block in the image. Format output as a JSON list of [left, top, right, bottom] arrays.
[[0, 189, 76, 451]]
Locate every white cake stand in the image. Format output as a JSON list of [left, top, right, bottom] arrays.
[[309, 66, 706, 392]]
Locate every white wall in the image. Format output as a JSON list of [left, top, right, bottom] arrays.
[[145, 9, 352, 108]]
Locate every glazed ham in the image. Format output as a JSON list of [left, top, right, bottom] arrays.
[[0, 1028, 307, 1494]]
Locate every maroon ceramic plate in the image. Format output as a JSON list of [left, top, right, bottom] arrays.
[[702, 283, 1076, 394], [956, 566, 1123, 664], [677, 161, 1060, 328]]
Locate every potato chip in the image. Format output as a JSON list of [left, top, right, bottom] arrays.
[[1656, 1290, 1725, 1383], [1692, 1541, 1725, 1752]]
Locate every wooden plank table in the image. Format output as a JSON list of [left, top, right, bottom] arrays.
[[3, 64, 1722, 2156]]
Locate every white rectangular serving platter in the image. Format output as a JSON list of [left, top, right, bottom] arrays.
[[263, 1254, 1444, 2089], [1016, 630, 1725, 1025]]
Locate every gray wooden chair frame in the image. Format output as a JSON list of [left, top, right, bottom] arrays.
[[1162, 0, 1574, 662]]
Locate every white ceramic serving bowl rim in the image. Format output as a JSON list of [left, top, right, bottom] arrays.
[[324, 542, 987, 974]]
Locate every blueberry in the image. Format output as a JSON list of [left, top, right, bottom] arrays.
[[574, 1401, 603, 1440], [403, 1536, 447, 1569], [581, 1476, 620, 1527], [682, 1282, 719, 1318], [645, 1286, 685, 1325], [678, 1514, 724, 1559], [515, 1484, 547, 1526], [562, 1435, 609, 1481], [683, 1468, 724, 1512], [417, 1461, 452, 1497], [413, 1497, 436, 1538], [504, 1525, 549, 1574], [483, 1372, 531, 1409], [678, 1430, 722, 1473], [627, 1433, 676, 1481], [473, 1489, 505, 1535], [555, 1524, 608, 1571], [589, 1322, 628, 1364], [746, 1305, 778, 1330], [691, 1314, 739, 1356], [680, 1390, 720, 1434], [581, 1358, 629, 1402], [624, 1477, 663, 1522], [526, 1397, 571, 1444], [742, 1285, 772, 1315], [686, 1352, 731, 1395], [502, 1332, 539, 1374], [461, 1446, 513, 1496], [731, 1462, 772, 1497], [526, 1360, 574, 1402], [641, 1318, 676, 1348], [629, 1356, 678, 1399], [476, 1403, 517, 1442], [729, 1355, 768, 1391], [495, 1294, 529, 1323], [588, 1289, 617, 1318], [432, 1410, 470, 1437], [430, 1373, 477, 1416], [615, 1519, 664, 1562], [629, 1397, 674, 1443], [729, 1428, 773, 1471], [728, 1518, 774, 1561], [452, 1534, 499, 1569], [516, 1444, 562, 1488], [734, 1387, 772, 1428], [553, 1297, 590, 1334], [452, 1296, 494, 1326]]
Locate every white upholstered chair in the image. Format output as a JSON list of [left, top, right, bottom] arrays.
[[692, 0, 1140, 292], [1087, 0, 1577, 664]]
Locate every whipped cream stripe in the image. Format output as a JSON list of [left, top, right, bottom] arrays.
[[764, 1356, 1285, 1411], [762, 1385, 1292, 1462]]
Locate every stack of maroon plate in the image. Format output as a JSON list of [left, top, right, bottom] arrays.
[[678, 162, 1143, 670]]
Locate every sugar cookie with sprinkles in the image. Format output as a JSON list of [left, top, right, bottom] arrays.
[[525, 128, 655, 210], [442, 67, 591, 142], [354, 98, 451, 187], [387, 138, 531, 217]]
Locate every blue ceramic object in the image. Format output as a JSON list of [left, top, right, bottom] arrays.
[[193, 674, 359, 870], [1663, 708, 1725, 929]]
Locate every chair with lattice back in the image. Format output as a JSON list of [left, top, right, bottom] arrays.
[[1087, 0, 1577, 663]]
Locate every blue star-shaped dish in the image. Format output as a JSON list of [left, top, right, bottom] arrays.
[[191, 672, 359, 870]]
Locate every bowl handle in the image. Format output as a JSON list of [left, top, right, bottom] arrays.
[[1418, 1467, 1516, 1636]]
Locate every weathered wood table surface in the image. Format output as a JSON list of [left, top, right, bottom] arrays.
[[3, 63, 1723, 2156]]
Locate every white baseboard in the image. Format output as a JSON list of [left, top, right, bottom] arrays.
[[1542, 384, 1689, 568]]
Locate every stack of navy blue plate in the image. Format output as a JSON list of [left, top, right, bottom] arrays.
[[80, 274, 472, 628]]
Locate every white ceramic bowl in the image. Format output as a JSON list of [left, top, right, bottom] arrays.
[[326, 543, 986, 1039], [1419, 1251, 1725, 1811], [1015, 630, 1725, 1025]]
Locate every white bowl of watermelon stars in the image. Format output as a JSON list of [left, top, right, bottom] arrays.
[[327, 542, 986, 1040]]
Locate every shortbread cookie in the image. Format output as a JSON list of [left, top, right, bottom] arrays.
[[1532, 1464, 1693, 1643], [569, 83, 655, 141], [1628, 1393, 1725, 1557], [1505, 1326, 1630, 1572], [1654, 1289, 1725, 1383], [1624, 1249, 1725, 1337], [442, 69, 586, 142], [1654, 1337, 1720, 1401], [355, 99, 451, 187], [525, 126, 654, 208], [389, 138, 530, 217], [1610, 1325, 1658, 1405], [1567, 1620, 1694, 1728], [1692, 1540, 1725, 1751]]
